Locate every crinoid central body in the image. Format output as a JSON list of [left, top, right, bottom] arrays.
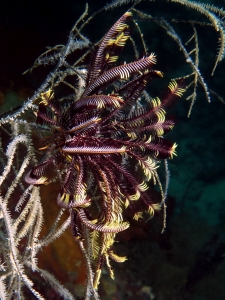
[[25, 12, 185, 290]]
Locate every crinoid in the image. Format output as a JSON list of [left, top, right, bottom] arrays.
[[25, 12, 185, 291]]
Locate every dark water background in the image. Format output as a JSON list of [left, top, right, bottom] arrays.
[[0, 0, 224, 299]]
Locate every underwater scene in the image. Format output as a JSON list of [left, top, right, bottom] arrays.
[[0, 0, 224, 299]]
